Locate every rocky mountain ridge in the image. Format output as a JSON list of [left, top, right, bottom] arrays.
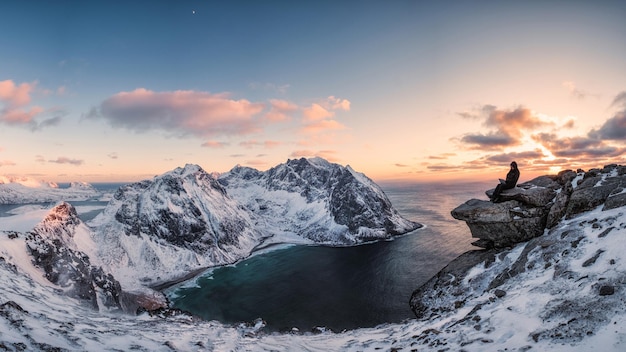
[[219, 157, 419, 244], [0, 162, 624, 350], [1, 158, 420, 308]]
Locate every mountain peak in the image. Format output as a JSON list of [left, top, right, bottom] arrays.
[[32, 202, 83, 248]]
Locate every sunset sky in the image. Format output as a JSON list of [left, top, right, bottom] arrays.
[[1, 0, 625, 183]]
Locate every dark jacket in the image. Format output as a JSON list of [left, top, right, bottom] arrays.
[[504, 165, 520, 188]]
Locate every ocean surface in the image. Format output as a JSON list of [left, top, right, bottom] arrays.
[[168, 180, 494, 332]]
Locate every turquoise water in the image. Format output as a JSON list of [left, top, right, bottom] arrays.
[[169, 181, 492, 332]]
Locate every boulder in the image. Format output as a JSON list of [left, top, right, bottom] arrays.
[[565, 175, 626, 218], [452, 199, 549, 248], [603, 188, 626, 211], [486, 185, 556, 207]]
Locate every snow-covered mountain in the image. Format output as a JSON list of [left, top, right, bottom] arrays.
[[0, 185, 624, 350], [0, 176, 100, 204], [84, 159, 419, 288], [219, 157, 420, 244], [0, 163, 625, 350], [88, 164, 262, 289]]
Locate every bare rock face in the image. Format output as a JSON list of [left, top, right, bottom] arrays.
[[452, 165, 626, 249]]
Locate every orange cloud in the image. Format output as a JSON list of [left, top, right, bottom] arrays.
[[303, 103, 334, 122], [458, 105, 553, 150], [0, 79, 47, 127], [0, 160, 16, 167], [201, 140, 229, 148], [239, 140, 282, 149], [327, 96, 351, 111], [0, 80, 34, 106], [265, 99, 298, 122], [89, 88, 266, 137]]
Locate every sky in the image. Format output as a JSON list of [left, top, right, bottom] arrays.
[[1, 0, 625, 183]]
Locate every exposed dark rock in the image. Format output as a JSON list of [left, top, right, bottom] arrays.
[[566, 175, 626, 218], [453, 165, 626, 249], [598, 227, 615, 238], [493, 289, 506, 298], [27, 203, 123, 311], [603, 187, 626, 211], [599, 285, 615, 296], [219, 157, 421, 244], [106, 164, 257, 253], [582, 249, 605, 267], [547, 181, 573, 228], [451, 198, 549, 248]]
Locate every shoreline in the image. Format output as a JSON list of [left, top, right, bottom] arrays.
[[153, 224, 425, 294]]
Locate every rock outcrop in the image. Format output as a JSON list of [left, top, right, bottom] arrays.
[[451, 165, 626, 249], [25, 202, 123, 311], [411, 163, 626, 344]]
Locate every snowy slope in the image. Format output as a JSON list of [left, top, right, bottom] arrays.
[[219, 157, 420, 245], [88, 164, 262, 289], [0, 204, 624, 350], [86, 159, 419, 289], [0, 176, 100, 204]]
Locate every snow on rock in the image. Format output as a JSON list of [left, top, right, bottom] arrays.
[[86, 158, 420, 289], [88, 164, 263, 289], [0, 164, 625, 350], [1, 203, 625, 350], [219, 157, 421, 245], [0, 176, 100, 204]]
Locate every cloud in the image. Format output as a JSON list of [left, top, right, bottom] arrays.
[[264, 99, 298, 122], [201, 140, 229, 148], [0, 79, 42, 126], [611, 91, 626, 108], [239, 140, 281, 149], [532, 133, 622, 158], [303, 103, 334, 122], [561, 119, 575, 129], [457, 105, 552, 150], [460, 132, 518, 149], [300, 96, 351, 136], [428, 153, 456, 160], [48, 157, 84, 166], [395, 163, 409, 168], [0, 79, 64, 130], [562, 81, 589, 100], [483, 149, 546, 163], [0, 80, 33, 106], [87, 88, 266, 137], [108, 152, 119, 159], [327, 96, 351, 111], [588, 112, 626, 141], [0, 160, 16, 167], [243, 159, 268, 167]]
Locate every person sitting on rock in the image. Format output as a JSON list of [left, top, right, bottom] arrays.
[[490, 161, 520, 202]]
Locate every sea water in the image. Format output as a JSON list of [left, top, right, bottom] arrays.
[[168, 180, 493, 332]]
